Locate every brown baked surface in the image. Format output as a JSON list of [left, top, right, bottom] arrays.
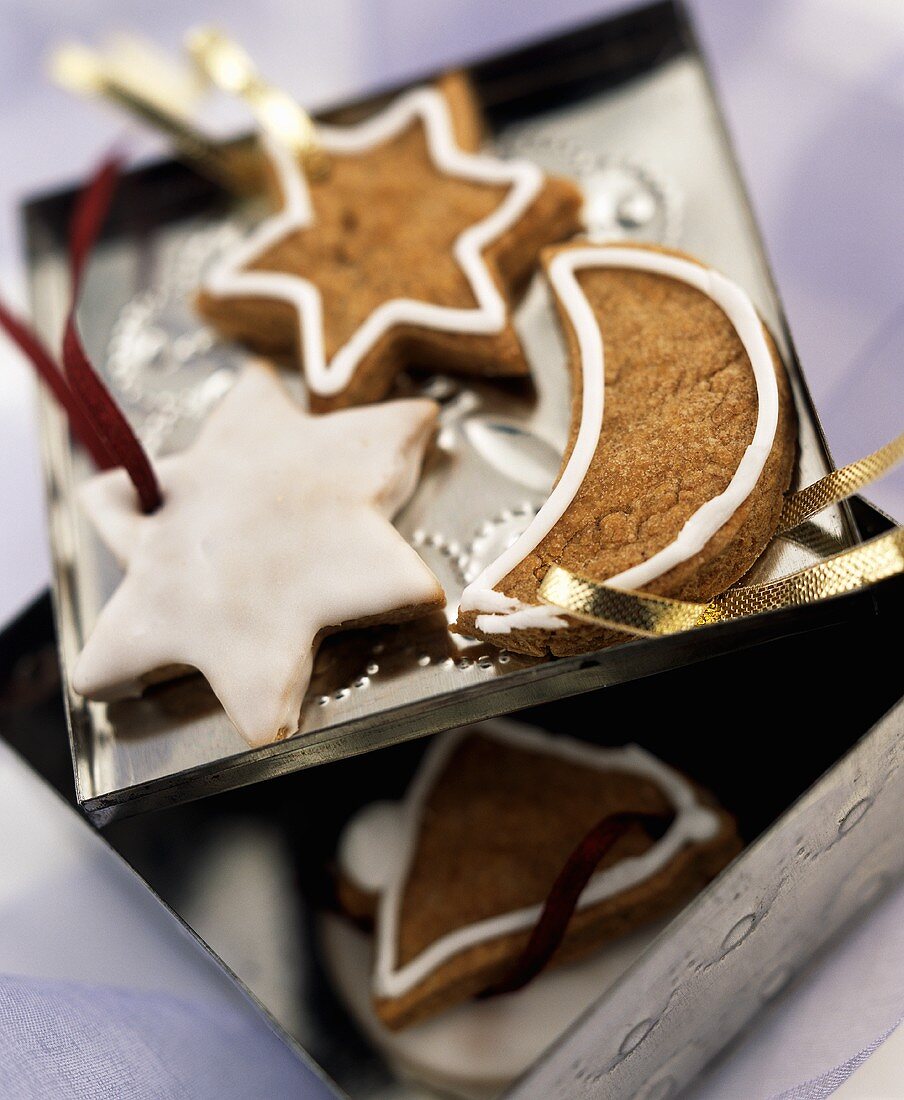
[[338, 730, 740, 1030], [196, 73, 582, 411], [455, 243, 797, 655]]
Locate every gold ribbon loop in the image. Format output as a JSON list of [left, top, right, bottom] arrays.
[[540, 569, 717, 636], [186, 27, 329, 179], [540, 528, 904, 638], [48, 38, 249, 193], [777, 431, 904, 533]]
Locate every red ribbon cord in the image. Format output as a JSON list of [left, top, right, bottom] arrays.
[[478, 810, 673, 999], [0, 300, 113, 470], [63, 156, 162, 513], [68, 155, 122, 287], [0, 156, 162, 512]]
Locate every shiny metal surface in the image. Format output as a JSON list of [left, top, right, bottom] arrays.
[[509, 696, 904, 1099], [30, 32, 855, 822], [102, 686, 901, 1100], [96, 558, 898, 1100]]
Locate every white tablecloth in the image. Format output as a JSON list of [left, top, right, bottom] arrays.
[[0, 742, 336, 1098]]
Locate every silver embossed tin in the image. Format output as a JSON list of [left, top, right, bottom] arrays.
[[509, 694, 904, 1099], [26, 1, 866, 824]]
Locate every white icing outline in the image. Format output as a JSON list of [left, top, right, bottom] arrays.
[[458, 247, 781, 633], [202, 86, 544, 398], [340, 719, 720, 1000]]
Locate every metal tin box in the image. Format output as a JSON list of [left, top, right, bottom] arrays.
[[16, 3, 904, 1096], [26, 1, 865, 824], [92, 569, 900, 1099]]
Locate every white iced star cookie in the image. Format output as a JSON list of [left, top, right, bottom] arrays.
[[196, 73, 582, 411], [72, 364, 444, 747]]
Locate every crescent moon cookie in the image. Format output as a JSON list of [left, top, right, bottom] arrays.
[[72, 363, 444, 748], [331, 720, 740, 1033], [455, 243, 797, 656], [196, 73, 582, 411]]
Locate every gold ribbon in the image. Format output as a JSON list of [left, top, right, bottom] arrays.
[[541, 529, 904, 637], [539, 435, 904, 638], [48, 39, 251, 193], [777, 431, 904, 533], [49, 29, 329, 190], [186, 27, 330, 179]]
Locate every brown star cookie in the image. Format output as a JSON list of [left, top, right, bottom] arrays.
[[197, 73, 582, 411], [335, 721, 740, 1030], [456, 242, 797, 656]]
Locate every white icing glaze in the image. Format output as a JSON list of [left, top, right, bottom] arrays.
[[202, 87, 544, 398], [320, 911, 668, 1100], [338, 718, 719, 1000], [471, 591, 569, 633], [73, 364, 443, 747], [337, 801, 406, 895], [459, 247, 781, 633]]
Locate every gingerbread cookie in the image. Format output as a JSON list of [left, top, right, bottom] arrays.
[[333, 720, 740, 1030], [456, 243, 797, 655], [196, 73, 582, 411], [73, 364, 444, 747]]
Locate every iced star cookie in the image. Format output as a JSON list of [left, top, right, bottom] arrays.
[[72, 364, 444, 747], [332, 720, 740, 1031], [196, 73, 582, 411], [456, 243, 797, 655]]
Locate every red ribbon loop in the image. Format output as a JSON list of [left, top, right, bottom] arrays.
[[479, 809, 674, 998], [0, 156, 162, 513]]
